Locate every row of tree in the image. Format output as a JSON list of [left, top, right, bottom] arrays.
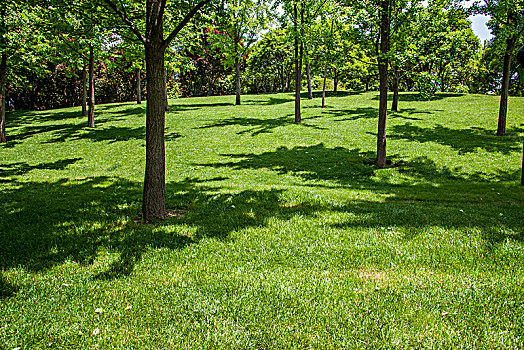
[[1, 0, 523, 220]]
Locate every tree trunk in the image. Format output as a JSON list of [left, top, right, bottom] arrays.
[[439, 62, 445, 92], [0, 53, 6, 143], [306, 57, 312, 99], [164, 68, 169, 111], [376, 0, 390, 169], [207, 73, 213, 96], [322, 63, 328, 108], [497, 37, 516, 136], [88, 45, 95, 128], [333, 69, 338, 93], [137, 68, 142, 104], [235, 56, 241, 105], [82, 64, 87, 116], [392, 67, 399, 112], [143, 43, 167, 221], [521, 136, 524, 186], [294, 3, 301, 123]]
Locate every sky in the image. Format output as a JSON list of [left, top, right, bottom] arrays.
[[469, 14, 493, 42]]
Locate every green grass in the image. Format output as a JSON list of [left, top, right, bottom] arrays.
[[1, 91, 523, 349]]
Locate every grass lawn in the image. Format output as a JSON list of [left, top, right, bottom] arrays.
[[1, 91, 523, 349]]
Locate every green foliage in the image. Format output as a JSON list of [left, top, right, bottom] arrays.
[[1, 92, 523, 347]]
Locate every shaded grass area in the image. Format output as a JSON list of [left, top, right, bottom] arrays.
[[1, 92, 523, 348]]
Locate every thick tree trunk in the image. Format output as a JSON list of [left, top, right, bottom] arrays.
[[294, 3, 301, 123], [164, 68, 169, 111], [143, 43, 167, 221], [306, 57, 312, 99], [88, 45, 95, 128], [81, 65, 87, 116], [322, 63, 328, 108], [392, 67, 399, 112], [333, 69, 338, 93], [137, 68, 142, 104], [235, 56, 241, 105], [376, 0, 390, 169], [497, 37, 516, 136], [0, 53, 6, 143]]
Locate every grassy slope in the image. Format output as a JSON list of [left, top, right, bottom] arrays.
[[1, 91, 523, 349]]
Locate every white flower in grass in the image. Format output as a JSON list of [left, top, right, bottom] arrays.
[[93, 328, 100, 335]]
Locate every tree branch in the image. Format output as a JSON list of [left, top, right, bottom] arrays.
[[103, 0, 146, 44], [162, 0, 211, 50]]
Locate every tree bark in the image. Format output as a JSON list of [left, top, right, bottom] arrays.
[[392, 67, 399, 112], [497, 37, 516, 136], [376, 0, 390, 169], [137, 68, 142, 104], [294, 3, 301, 123], [306, 57, 312, 99], [164, 67, 169, 111], [143, 43, 167, 221], [82, 64, 87, 116], [88, 45, 95, 128], [333, 69, 338, 93], [0, 53, 6, 143], [322, 63, 328, 108], [521, 136, 524, 186], [235, 56, 241, 105]]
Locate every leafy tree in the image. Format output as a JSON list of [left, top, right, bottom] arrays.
[[101, 0, 212, 221], [44, 2, 105, 126], [0, 1, 44, 143], [211, 0, 268, 105], [246, 29, 294, 93], [480, 0, 524, 135]]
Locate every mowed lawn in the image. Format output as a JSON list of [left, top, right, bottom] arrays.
[[1, 91, 523, 349]]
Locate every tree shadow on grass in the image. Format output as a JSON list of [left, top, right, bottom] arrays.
[[309, 107, 431, 123], [0, 158, 82, 181], [0, 273, 18, 299], [200, 143, 522, 189], [0, 175, 321, 287], [243, 96, 294, 106], [371, 92, 465, 102], [197, 115, 325, 136], [198, 143, 378, 184], [5, 110, 82, 129], [390, 123, 523, 155], [198, 143, 523, 242]]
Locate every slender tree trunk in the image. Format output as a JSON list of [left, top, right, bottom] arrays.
[[0, 53, 6, 143], [81, 64, 87, 116], [143, 43, 167, 221], [137, 68, 142, 104], [333, 69, 338, 93], [322, 63, 328, 108], [306, 57, 312, 99], [439, 62, 445, 92], [235, 56, 241, 105], [88, 45, 95, 128], [294, 3, 301, 123], [207, 73, 213, 96], [392, 67, 399, 112], [164, 68, 169, 111], [497, 37, 516, 136], [521, 136, 524, 186], [376, 0, 390, 169]]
